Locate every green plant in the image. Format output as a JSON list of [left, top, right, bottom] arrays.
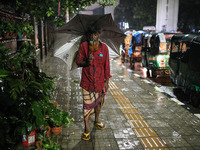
[[0, 43, 56, 149], [46, 103, 70, 127], [0, 21, 10, 37], [5, 0, 116, 28], [22, 21, 34, 37], [0, 21, 4, 37], [15, 20, 34, 38], [36, 126, 61, 150], [7, 21, 15, 33]]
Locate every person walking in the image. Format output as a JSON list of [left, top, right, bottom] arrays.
[[76, 24, 112, 141]]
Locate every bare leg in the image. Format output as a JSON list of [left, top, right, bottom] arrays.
[[94, 103, 101, 123], [82, 113, 91, 140], [84, 115, 90, 133]]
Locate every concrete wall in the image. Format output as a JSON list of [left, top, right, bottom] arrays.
[[80, 0, 120, 20], [104, 0, 120, 20], [156, 0, 179, 32]]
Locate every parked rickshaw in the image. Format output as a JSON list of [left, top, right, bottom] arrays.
[[121, 31, 133, 63], [141, 33, 169, 78], [169, 34, 200, 107], [164, 32, 176, 50], [141, 33, 151, 68], [131, 31, 146, 63]]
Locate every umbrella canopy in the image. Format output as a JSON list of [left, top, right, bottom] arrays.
[[53, 13, 125, 70]]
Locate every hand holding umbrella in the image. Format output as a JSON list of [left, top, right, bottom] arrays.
[[88, 53, 94, 64], [53, 14, 126, 70]]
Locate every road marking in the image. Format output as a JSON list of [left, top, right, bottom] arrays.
[[134, 73, 140, 77], [142, 79, 151, 84], [194, 114, 200, 119], [109, 80, 169, 149], [154, 86, 164, 92], [127, 69, 133, 72], [170, 98, 185, 105]]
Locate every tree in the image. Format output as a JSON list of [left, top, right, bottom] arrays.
[[1, 0, 116, 27], [114, 0, 156, 31], [0, 0, 116, 149], [178, 0, 200, 33]]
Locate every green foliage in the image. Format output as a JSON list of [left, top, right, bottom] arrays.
[[0, 0, 115, 149], [45, 103, 70, 127], [3, 0, 116, 28], [0, 42, 71, 148], [178, 0, 200, 33], [0, 43, 56, 149], [98, 0, 116, 7], [37, 127, 61, 150], [0, 18, 34, 38], [0, 21, 14, 37], [114, 0, 157, 30]]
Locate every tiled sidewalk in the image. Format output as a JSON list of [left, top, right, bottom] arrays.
[[20, 54, 200, 150]]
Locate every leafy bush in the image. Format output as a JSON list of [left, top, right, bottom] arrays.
[[0, 43, 59, 149]]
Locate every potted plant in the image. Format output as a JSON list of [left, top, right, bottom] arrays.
[[45, 104, 70, 135], [36, 126, 61, 150], [0, 42, 57, 149]]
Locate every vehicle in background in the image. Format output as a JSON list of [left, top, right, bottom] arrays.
[[121, 31, 133, 63], [141, 33, 151, 67], [164, 32, 176, 50], [143, 26, 156, 33], [169, 34, 200, 107], [141, 32, 170, 78], [130, 30, 146, 69]]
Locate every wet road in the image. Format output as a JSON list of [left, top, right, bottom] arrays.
[[18, 54, 200, 149], [119, 58, 200, 115]]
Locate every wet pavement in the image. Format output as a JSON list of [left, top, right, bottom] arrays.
[[122, 61, 200, 116], [19, 54, 200, 149]]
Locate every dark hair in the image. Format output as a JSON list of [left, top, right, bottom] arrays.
[[87, 24, 101, 36]]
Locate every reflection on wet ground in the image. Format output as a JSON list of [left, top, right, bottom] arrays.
[[118, 58, 200, 115], [18, 54, 200, 149], [110, 58, 200, 149]]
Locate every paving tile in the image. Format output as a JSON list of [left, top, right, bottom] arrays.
[[141, 113, 162, 120], [120, 108, 139, 114], [129, 120, 150, 128], [161, 137, 192, 148], [124, 113, 144, 120], [116, 138, 143, 149], [145, 119, 170, 128], [153, 127, 179, 137], [133, 128, 158, 137], [182, 135, 200, 147], [139, 137, 167, 148], [33, 55, 200, 150]]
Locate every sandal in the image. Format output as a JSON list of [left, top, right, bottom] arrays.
[[94, 122, 106, 130], [81, 132, 90, 141]]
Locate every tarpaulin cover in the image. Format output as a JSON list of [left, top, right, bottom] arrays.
[[132, 30, 146, 45]]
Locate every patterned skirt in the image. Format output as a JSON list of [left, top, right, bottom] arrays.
[[82, 88, 104, 119]]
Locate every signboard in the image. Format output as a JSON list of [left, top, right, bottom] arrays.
[[159, 43, 167, 53], [143, 26, 156, 31], [165, 33, 176, 39]]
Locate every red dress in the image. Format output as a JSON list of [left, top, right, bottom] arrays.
[[76, 41, 112, 92]]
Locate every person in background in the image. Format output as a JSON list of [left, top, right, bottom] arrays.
[[76, 24, 112, 141]]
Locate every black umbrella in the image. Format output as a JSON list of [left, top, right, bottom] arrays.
[[54, 13, 125, 70]]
